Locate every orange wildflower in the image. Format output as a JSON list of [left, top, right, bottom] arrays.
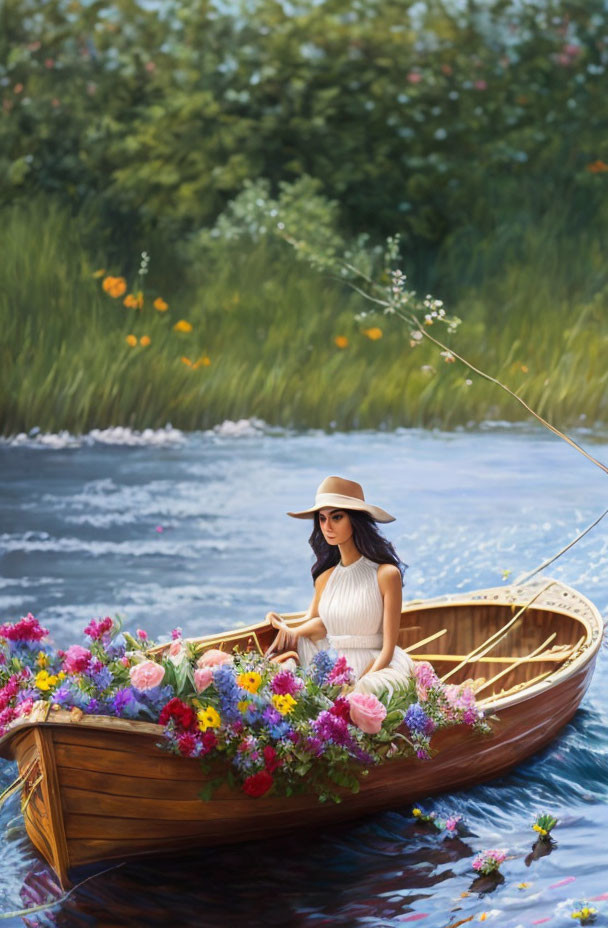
[[154, 297, 169, 312], [587, 160, 608, 174], [125, 334, 137, 347], [334, 335, 349, 349], [102, 276, 127, 298], [174, 320, 193, 333], [140, 335, 151, 347], [123, 294, 139, 308], [180, 356, 193, 367], [521, 364, 528, 373], [193, 356, 211, 368], [363, 327, 383, 340]]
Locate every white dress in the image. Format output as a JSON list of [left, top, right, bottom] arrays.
[[297, 555, 414, 697]]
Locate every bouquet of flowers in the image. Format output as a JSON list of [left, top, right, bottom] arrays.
[[0, 613, 491, 803]]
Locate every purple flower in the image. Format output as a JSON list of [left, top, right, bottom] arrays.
[[109, 688, 135, 716], [171, 627, 182, 640], [271, 670, 301, 696], [213, 664, 241, 724], [309, 648, 338, 686], [405, 703, 435, 736], [314, 710, 352, 747]]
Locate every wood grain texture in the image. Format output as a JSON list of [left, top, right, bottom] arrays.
[[0, 577, 601, 888]]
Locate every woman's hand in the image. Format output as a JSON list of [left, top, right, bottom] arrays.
[[264, 612, 299, 657]]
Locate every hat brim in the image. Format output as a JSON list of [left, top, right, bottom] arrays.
[[287, 497, 395, 523]]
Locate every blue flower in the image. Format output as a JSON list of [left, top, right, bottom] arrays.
[[213, 665, 241, 724], [404, 702, 435, 736], [309, 648, 339, 686]]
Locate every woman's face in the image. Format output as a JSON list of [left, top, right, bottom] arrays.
[[318, 508, 353, 546]]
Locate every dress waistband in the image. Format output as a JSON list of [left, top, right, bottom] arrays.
[[327, 634, 383, 650]]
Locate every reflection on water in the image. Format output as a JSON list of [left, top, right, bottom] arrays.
[[1, 423, 607, 926]]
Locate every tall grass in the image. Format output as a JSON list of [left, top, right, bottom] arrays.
[[1, 196, 607, 435]]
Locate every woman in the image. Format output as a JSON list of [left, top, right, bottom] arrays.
[[265, 475, 414, 697]]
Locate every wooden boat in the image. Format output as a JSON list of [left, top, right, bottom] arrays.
[[0, 575, 603, 888]]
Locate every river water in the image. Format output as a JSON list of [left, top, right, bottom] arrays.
[[0, 421, 607, 927]]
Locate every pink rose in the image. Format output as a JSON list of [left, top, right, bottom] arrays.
[[197, 648, 232, 669], [194, 667, 213, 692], [168, 639, 187, 665], [129, 660, 165, 690], [136, 628, 148, 641], [348, 692, 387, 734], [63, 645, 92, 675]]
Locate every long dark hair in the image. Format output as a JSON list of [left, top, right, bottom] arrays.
[[308, 509, 408, 585]]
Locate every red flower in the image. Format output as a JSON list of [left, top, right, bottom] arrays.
[[263, 745, 280, 773], [177, 732, 198, 757], [242, 770, 273, 798], [201, 730, 217, 753], [329, 696, 351, 722], [159, 697, 196, 730]]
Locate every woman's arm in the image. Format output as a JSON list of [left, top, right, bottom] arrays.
[[264, 568, 333, 655], [360, 564, 402, 676]]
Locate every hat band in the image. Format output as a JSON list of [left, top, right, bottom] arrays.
[[313, 493, 366, 509]]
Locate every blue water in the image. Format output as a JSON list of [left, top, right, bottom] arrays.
[[1, 421, 607, 927]]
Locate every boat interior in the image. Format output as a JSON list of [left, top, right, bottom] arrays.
[[155, 597, 591, 707]]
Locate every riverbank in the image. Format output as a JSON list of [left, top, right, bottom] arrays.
[[2, 198, 607, 435]]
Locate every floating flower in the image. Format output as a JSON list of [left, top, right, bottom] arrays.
[[532, 811, 558, 840], [472, 849, 507, 875], [129, 660, 165, 691], [334, 335, 349, 348], [363, 327, 383, 340], [125, 334, 137, 347], [197, 705, 221, 731], [348, 692, 387, 734], [154, 297, 168, 311], [102, 276, 127, 298], [174, 320, 193, 333], [570, 904, 598, 924]]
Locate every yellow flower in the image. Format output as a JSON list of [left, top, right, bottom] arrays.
[[237, 671, 262, 694], [92, 268, 106, 278], [102, 276, 127, 298], [174, 319, 193, 333], [412, 808, 422, 817], [272, 693, 296, 715], [140, 335, 151, 347], [181, 356, 193, 367], [35, 670, 58, 691], [58, 671, 66, 680], [123, 294, 140, 308], [154, 297, 169, 312], [125, 334, 137, 347], [193, 356, 211, 369], [237, 700, 251, 713], [334, 335, 349, 349], [517, 882, 531, 890], [363, 327, 383, 340], [197, 706, 221, 731], [36, 651, 49, 668], [532, 824, 547, 835]]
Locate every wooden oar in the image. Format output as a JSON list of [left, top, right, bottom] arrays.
[[473, 633, 556, 696], [404, 628, 447, 653], [477, 634, 586, 705], [410, 647, 573, 665], [440, 580, 557, 683]]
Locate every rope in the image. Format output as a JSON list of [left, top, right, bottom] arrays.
[[515, 505, 608, 586]]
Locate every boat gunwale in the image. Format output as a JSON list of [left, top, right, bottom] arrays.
[[0, 578, 603, 755]]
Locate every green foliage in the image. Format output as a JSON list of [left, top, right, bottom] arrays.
[[2, 0, 608, 256]]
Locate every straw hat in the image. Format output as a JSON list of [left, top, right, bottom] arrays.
[[287, 475, 396, 523]]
